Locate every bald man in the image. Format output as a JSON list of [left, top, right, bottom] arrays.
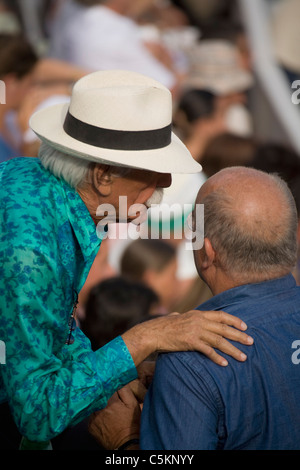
[[89, 167, 300, 450], [137, 167, 300, 450]]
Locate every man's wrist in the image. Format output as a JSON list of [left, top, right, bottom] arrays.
[[122, 320, 158, 366]]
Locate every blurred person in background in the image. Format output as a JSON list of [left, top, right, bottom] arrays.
[[0, 0, 21, 35], [199, 20, 252, 72], [120, 238, 178, 314], [0, 33, 87, 160], [170, 0, 235, 29], [48, 0, 181, 95], [271, 0, 300, 84], [81, 276, 160, 351], [175, 39, 254, 163], [173, 88, 228, 161], [0, 34, 38, 161], [127, 0, 199, 85], [200, 132, 257, 178]]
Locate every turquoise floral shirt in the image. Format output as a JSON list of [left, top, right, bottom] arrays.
[[0, 157, 137, 442]]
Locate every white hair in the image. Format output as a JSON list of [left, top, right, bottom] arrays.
[[38, 142, 131, 188], [38, 142, 91, 188], [145, 188, 164, 207]]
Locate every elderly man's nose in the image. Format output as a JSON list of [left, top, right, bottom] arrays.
[[157, 173, 172, 188]]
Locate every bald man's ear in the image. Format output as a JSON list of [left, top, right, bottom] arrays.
[[201, 238, 216, 269]]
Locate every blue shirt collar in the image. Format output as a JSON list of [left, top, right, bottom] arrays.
[[197, 273, 297, 313]]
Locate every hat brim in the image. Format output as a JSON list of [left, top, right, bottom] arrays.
[[184, 70, 254, 96], [30, 103, 202, 174]]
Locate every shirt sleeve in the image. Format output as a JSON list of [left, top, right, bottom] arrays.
[[140, 353, 222, 450], [0, 244, 137, 442]]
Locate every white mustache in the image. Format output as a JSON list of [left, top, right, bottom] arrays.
[[145, 188, 164, 207]]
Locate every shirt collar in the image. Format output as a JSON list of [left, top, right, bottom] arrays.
[[58, 177, 103, 262], [197, 273, 297, 313]]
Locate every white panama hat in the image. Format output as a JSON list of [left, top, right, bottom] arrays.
[[185, 40, 254, 96], [30, 69, 202, 174]]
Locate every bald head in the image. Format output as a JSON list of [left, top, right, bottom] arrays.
[[195, 167, 298, 284], [199, 167, 293, 244]]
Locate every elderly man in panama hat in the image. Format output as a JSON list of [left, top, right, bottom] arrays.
[[0, 70, 253, 450]]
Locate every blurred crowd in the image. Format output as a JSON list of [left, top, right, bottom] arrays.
[[0, 0, 300, 345]]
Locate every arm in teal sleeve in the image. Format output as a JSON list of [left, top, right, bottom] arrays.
[[0, 245, 137, 442]]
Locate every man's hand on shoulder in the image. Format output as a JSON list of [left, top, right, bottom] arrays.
[[122, 309, 254, 368]]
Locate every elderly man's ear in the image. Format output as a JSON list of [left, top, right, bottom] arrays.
[[92, 164, 114, 197], [199, 238, 216, 270]]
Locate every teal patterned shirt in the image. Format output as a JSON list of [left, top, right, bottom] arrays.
[[0, 157, 137, 442]]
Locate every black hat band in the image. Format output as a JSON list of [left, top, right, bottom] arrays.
[[63, 111, 172, 151]]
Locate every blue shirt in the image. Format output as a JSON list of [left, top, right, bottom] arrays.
[[141, 274, 300, 450], [0, 157, 137, 442]]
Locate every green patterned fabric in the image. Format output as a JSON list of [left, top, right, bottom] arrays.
[[0, 158, 137, 442]]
